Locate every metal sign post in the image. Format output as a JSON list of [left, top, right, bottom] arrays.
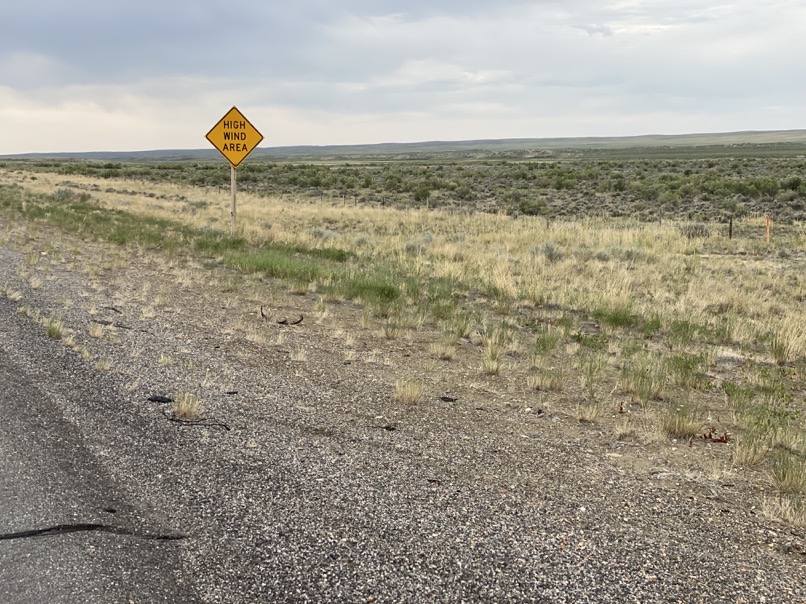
[[206, 106, 264, 235], [231, 164, 237, 236]]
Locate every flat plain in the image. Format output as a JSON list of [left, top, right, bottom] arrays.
[[0, 144, 804, 601]]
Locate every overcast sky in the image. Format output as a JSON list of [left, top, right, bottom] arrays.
[[1, 1, 805, 153]]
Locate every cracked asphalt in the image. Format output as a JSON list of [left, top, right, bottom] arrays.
[[0, 240, 804, 603], [0, 331, 196, 603]]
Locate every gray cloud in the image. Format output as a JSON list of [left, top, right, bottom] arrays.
[[1, 1, 805, 152]]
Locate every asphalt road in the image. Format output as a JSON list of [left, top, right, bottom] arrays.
[[0, 300, 196, 603]]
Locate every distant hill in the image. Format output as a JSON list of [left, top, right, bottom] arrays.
[[4, 129, 806, 162]]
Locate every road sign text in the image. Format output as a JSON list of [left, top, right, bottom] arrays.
[[205, 107, 264, 167]]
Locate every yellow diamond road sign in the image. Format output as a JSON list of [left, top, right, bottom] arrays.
[[206, 106, 264, 167]]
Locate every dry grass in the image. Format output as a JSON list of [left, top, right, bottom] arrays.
[[173, 392, 204, 420], [482, 344, 504, 376], [4, 166, 806, 529], [2, 285, 22, 301], [614, 419, 637, 440], [480, 321, 511, 376], [576, 401, 601, 423], [89, 323, 105, 338], [768, 315, 806, 365], [429, 341, 455, 361], [732, 433, 771, 467], [246, 327, 271, 346], [580, 354, 606, 401], [763, 496, 806, 527], [290, 349, 308, 362], [7, 170, 806, 359], [94, 358, 113, 372], [771, 449, 806, 495], [394, 378, 424, 405], [619, 353, 666, 405], [527, 369, 564, 392], [44, 316, 65, 340], [660, 404, 702, 440]]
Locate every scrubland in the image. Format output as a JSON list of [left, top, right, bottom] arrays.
[[1, 156, 804, 527]]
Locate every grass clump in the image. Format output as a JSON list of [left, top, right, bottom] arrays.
[[660, 403, 702, 439], [527, 370, 564, 392], [445, 311, 473, 340], [532, 324, 562, 355], [340, 272, 401, 307], [593, 303, 640, 330], [480, 321, 512, 376], [580, 353, 606, 402], [763, 496, 806, 527], [430, 341, 455, 361], [571, 331, 608, 351], [768, 317, 806, 365], [2, 284, 22, 301], [394, 378, 424, 405], [227, 249, 328, 283], [619, 353, 666, 406], [666, 352, 711, 389], [669, 319, 699, 350], [771, 449, 806, 494], [723, 381, 754, 412], [732, 432, 771, 466], [576, 400, 600, 423], [172, 392, 204, 420], [44, 316, 65, 340]]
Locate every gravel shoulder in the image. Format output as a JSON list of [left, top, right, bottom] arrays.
[[0, 334, 196, 604], [0, 226, 804, 603]]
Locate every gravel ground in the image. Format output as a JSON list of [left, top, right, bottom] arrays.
[[0, 229, 804, 603]]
